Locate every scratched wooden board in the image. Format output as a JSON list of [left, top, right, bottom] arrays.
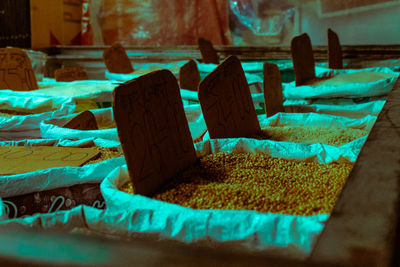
[[198, 38, 220, 64], [103, 43, 134, 74], [309, 77, 400, 266], [0, 47, 38, 91], [198, 56, 261, 138], [113, 69, 197, 196], [263, 62, 284, 117], [291, 33, 316, 86], [0, 146, 100, 175], [55, 66, 89, 82], [63, 111, 99, 130], [327, 28, 343, 69], [179, 59, 201, 91]]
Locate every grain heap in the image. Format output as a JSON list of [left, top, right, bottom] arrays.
[[261, 125, 368, 146], [85, 146, 123, 165], [305, 71, 397, 86], [121, 152, 353, 216]]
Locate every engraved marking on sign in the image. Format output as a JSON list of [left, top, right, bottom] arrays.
[[0, 48, 38, 91], [113, 70, 197, 196], [198, 56, 260, 138]]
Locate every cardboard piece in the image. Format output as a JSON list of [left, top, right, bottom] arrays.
[[0, 48, 38, 91], [179, 59, 201, 91], [263, 62, 284, 117], [113, 69, 197, 196], [198, 37, 220, 64], [327, 28, 343, 69], [291, 33, 316, 86], [103, 43, 134, 74], [198, 56, 261, 138], [55, 66, 89, 82], [63, 111, 99, 130], [0, 146, 100, 175]]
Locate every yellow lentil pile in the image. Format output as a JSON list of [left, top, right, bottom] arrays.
[[120, 152, 353, 216], [85, 147, 124, 165], [259, 125, 368, 146]]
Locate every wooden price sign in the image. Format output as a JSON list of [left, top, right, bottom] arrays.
[[327, 28, 343, 69], [291, 33, 316, 86], [198, 56, 261, 138], [198, 37, 220, 64], [103, 43, 134, 74], [0, 146, 100, 175], [113, 70, 197, 196], [179, 59, 201, 91], [55, 66, 89, 82], [0, 47, 38, 91], [263, 62, 284, 117], [63, 111, 99, 130]]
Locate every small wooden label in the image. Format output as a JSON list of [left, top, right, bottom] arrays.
[[291, 33, 316, 86], [113, 69, 197, 196], [0, 146, 100, 175], [263, 62, 284, 117], [63, 111, 99, 130], [0, 48, 38, 91], [328, 28, 343, 69], [198, 37, 219, 64], [55, 66, 89, 82], [198, 56, 261, 138], [103, 43, 134, 74], [179, 59, 201, 91]]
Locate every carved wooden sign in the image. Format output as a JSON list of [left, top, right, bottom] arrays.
[[63, 111, 99, 130], [103, 43, 134, 74], [263, 62, 284, 117], [198, 37, 220, 64], [113, 70, 197, 196], [179, 59, 201, 91], [55, 66, 89, 82], [327, 28, 343, 69], [198, 56, 261, 138], [291, 33, 316, 86], [0, 47, 38, 91], [0, 146, 100, 175]]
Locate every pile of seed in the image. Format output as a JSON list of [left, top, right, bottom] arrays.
[[120, 152, 353, 216], [260, 125, 368, 146], [85, 146, 124, 165]]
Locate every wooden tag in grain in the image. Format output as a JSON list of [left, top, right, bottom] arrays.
[[198, 56, 261, 138], [263, 62, 284, 117], [103, 43, 134, 74], [113, 70, 197, 196], [291, 33, 316, 86], [327, 28, 343, 69], [55, 66, 89, 82], [198, 37, 219, 64], [179, 59, 201, 91], [0, 146, 100, 175], [0, 47, 38, 91], [63, 111, 99, 130]]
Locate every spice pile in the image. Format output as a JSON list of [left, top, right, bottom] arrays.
[[121, 152, 353, 216]]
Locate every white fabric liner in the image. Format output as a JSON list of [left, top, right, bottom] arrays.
[[97, 129, 366, 259], [0, 91, 75, 140], [283, 66, 399, 99], [41, 106, 207, 142], [105, 61, 293, 85], [0, 112, 372, 258], [36, 78, 117, 102]]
